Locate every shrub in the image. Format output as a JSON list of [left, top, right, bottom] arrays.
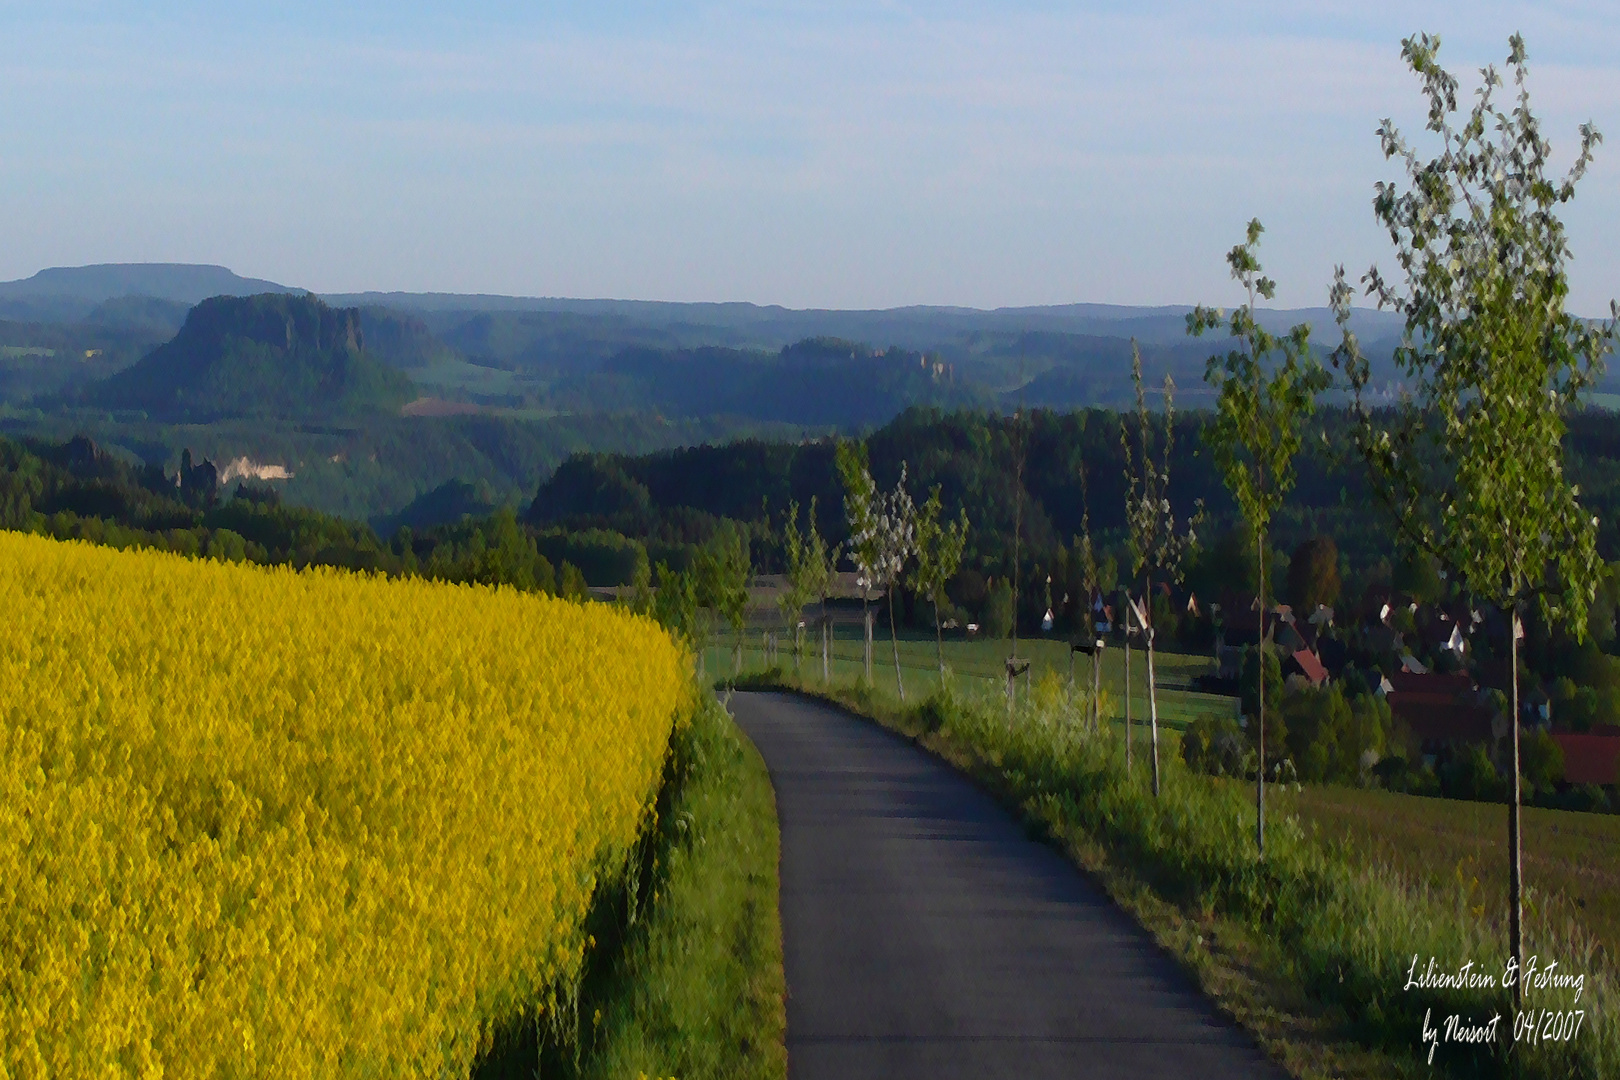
[[982, 578, 1015, 638], [1181, 711, 1250, 777], [1520, 727, 1566, 796], [1238, 645, 1284, 739], [1441, 743, 1508, 802], [1278, 684, 1392, 785]]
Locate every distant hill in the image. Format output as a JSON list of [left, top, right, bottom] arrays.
[[542, 337, 987, 426], [83, 295, 193, 338], [0, 264, 296, 323], [374, 478, 502, 534], [328, 291, 1408, 348], [77, 293, 414, 421], [0, 261, 1447, 417], [356, 306, 460, 369]]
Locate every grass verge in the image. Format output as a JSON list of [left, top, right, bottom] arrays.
[[741, 667, 1613, 1080], [476, 692, 787, 1080]]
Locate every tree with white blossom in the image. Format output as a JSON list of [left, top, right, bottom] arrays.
[[837, 440, 918, 699]]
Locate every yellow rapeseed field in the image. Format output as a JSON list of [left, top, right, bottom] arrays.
[[0, 531, 689, 1079]]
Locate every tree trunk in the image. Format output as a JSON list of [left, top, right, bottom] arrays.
[[1148, 625, 1161, 799], [1145, 575, 1161, 798], [822, 609, 830, 683], [1257, 531, 1267, 858], [863, 603, 873, 683], [1124, 595, 1133, 772], [935, 599, 946, 684], [1509, 607, 1524, 1010], [888, 588, 905, 701]]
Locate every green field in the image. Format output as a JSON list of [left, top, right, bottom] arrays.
[[1277, 783, 1620, 956], [702, 626, 1235, 729]]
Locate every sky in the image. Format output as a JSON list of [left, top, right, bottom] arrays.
[[1, 2, 1617, 313]]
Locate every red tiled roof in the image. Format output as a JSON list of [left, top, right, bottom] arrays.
[[1552, 731, 1620, 786], [1290, 648, 1328, 686]]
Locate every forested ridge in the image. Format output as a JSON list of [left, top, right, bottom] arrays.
[[19, 400, 1620, 647]]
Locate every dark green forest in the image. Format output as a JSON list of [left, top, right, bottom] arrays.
[[18, 401, 1620, 646]]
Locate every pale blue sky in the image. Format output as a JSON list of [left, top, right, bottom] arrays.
[[2, 2, 1616, 312]]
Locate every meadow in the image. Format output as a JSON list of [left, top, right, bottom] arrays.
[[703, 623, 1229, 727], [1277, 784, 1620, 966], [0, 533, 689, 1079]]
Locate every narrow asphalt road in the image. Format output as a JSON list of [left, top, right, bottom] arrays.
[[729, 691, 1286, 1080]]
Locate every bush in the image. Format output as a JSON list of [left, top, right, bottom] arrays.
[[1279, 685, 1393, 785], [1181, 711, 1250, 777], [1372, 754, 1442, 795], [982, 578, 1015, 639], [1238, 645, 1284, 740], [536, 528, 648, 587], [1440, 743, 1507, 802], [1520, 727, 1566, 796], [1558, 783, 1612, 814]]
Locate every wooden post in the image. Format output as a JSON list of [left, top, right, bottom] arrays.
[[822, 616, 830, 683], [864, 608, 874, 683]]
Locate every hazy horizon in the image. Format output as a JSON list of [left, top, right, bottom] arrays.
[[3, 4, 1616, 314]]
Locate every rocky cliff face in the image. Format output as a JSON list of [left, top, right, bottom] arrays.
[[78, 293, 413, 421], [178, 293, 364, 356]]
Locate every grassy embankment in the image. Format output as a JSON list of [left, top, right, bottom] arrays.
[[478, 693, 787, 1080], [734, 638, 1615, 1080]]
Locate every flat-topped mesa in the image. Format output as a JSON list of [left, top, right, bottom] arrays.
[[77, 292, 414, 422]]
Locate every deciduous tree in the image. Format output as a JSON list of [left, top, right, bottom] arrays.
[[1329, 32, 1617, 988], [1120, 341, 1203, 797], [780, 498, 831, 673], [1285, 536, 1341, 615], [1191, 220, 1329, 854], [914, 486, 970, 682]]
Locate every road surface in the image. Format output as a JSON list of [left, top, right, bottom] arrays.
[[729, 690, 1285, 1080]]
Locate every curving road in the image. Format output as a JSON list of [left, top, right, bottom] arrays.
[[729, 691, 1285, 1080]]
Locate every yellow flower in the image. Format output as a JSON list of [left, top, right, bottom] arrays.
[[0, 533, 687, 1079]]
